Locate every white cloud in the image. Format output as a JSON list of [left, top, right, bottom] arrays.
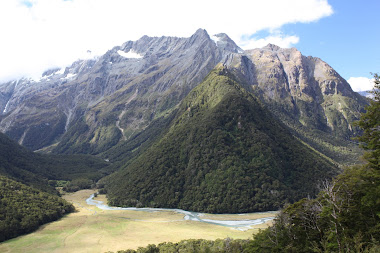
[[240, 35, 300, 49], [347, 77, 375, 92], [0, 0, 333, 82]]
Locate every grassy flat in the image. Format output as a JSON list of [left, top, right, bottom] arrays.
[[0, 189, 275, 252]]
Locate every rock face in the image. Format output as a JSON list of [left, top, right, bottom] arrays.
[[0, 29, 368, 164], [241, 44, 367, 138], [225, 44, 367, 164]]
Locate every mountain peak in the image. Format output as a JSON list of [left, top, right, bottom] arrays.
[[263, 43, 281, 51], [210, 33, 243, 53], [193, 28, 209, 38]]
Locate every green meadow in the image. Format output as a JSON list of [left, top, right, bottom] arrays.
[[0, 190, 275, 253]]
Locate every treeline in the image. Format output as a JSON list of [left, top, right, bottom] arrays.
[[0, 176, 74, 242], [110, 238, 251, 253]]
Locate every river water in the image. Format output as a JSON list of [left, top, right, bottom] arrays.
[[86, 194, 276, 230]]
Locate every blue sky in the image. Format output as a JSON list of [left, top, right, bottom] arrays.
[[282, 0, 380, 81], [0, 0, 378, 91]]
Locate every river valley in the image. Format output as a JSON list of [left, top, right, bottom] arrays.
[[0, 189, 276, 253]]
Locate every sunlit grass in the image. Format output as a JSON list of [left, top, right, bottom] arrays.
[[0, 190, 274, 253]]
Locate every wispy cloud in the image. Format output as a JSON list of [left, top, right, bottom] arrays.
[[240, 34, 300, 49], [0, 0, 333, 82]]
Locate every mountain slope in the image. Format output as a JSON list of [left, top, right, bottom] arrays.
[[0, 175, 74, 242], [0, 29, 240, 153], [0, 132, 108, 194], [226, 45, 368, 164], [104, 66, 338, 213]]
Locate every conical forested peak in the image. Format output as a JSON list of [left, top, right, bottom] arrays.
[[180, 65, 248, 110], [104, 67, 338, 213]]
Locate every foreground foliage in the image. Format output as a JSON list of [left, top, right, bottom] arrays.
[[0, 176, 74, 242], [247, 166, 380, 252], [112, 238, 250, 253], [355, 73, 380, 170]]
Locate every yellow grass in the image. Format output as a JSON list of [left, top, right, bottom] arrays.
[[0, 190, 276, 253]]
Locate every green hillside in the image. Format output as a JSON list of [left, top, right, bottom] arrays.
[[0, 175, 74, 242], [0, 132, 109, 193], [104, 66, 338, 213], [0, 132, 110, 242]]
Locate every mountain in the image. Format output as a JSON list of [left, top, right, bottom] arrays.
[[0, 132, 108, 193], [358, 90, 374, 99], [0, 29, 240, 154], [0, 132, 110, 241], [0, 131, 110, 241], [103, 66, 338, 213], [225, 44, 368, 164], [0, 29, 368, 165]]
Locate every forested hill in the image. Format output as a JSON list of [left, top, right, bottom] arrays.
[[0, 132, 109, 194], [0, 175, 74, 242], [0, 131, 109, 242], [104, 66, 339, 213]]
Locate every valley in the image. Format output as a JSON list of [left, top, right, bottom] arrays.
[[0, 27, 378, 252], [0, 190, 275, 253]]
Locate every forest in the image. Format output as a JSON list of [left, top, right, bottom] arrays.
[[0, 176, 74, 242]]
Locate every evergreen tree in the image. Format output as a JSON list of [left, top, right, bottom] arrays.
[[355, 73, 380, 170]]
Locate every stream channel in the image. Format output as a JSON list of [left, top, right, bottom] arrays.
[[86, 194, 276, 230]]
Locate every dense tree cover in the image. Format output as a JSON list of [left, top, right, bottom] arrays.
[[355, 73, 380, 170], [62, 178, 93, 192], [244, 75, 380, 252], [0, 176, 74, 242], [99, 110, 177, 173], [0, 131, 109, 193], [246, 166, 380, 252], [111, 238, 250, 253], [104, 66, 338, 213]]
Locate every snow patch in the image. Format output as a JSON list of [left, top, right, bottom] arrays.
[[211, 35, 220, 46], [61, 73, 77, 80], [117, 49, 143, 59], [3, 100, 10, 113]]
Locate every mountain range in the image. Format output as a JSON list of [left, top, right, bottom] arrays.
[[0, 29, 370, 213]]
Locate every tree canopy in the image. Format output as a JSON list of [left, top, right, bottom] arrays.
[[355, 73, 380, 170]]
